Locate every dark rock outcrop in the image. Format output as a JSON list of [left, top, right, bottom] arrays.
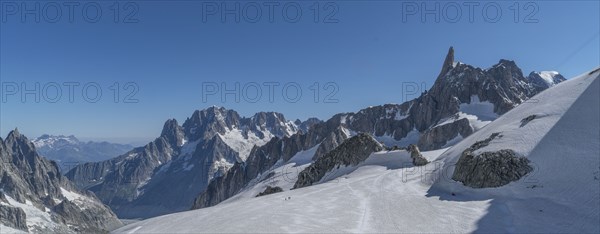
[[520, 114, 537, 127], [407, 144, 428, 166], [255, 186, 283, 197], [452, 133, 533, 188], [437, 46, 455, 80], [418, 118, 473, 151], [293, 133, 384, 189]]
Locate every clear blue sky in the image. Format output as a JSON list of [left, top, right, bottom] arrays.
[[1, 0, 598, 144]]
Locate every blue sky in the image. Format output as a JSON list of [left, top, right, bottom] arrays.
[[1, 0, 598, 144]]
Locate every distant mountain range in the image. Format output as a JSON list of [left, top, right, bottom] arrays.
[[32, 135, 133, 173]]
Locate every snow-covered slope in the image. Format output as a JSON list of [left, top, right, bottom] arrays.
[[115, 68, 599, 233], [428, 68, 600, 232], [114, 148, 453, 233]]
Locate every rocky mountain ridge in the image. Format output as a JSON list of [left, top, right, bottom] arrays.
[[191, 47, 565, 210], [0, 129, 122, 233], [65, 107, 318, 218]]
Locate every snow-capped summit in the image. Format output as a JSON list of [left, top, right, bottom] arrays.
[[527, 71, 567, 89], [32, 134, 79, 149]]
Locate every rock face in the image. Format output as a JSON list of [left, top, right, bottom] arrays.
[[333, 48, 564, 150], [295, 118, 323, 133], [255, 186, 283, 197], [192, 120, 350, 209], [191, 48, 564, 210], [66, 107, 310, 218], [452, 133, 533, 188], [0, 201, 27, 231], [32, 134, 133, 173], [418, 118, 473, 151], [407, 144, 428, 166], [0, 129, 122, 233], [293, 133, 384, 189]]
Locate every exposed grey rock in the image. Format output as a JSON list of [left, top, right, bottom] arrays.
[[0, 202, 27, 231], [313, 127, 350, 160], [0, 129, 122, 232], [161, 119, 185, 147], [114, 135, 239, 218], [192, 118, 350, 209], [66, 107, 300, 218], [255, 186, 283, 197], [452, 133, 533, 188], [65, 135, 176, 208], [295, 118, 322, 133], [293, 133, 384, 189], [437, 46, 455, 80], [407, 144, 428, 166], [520, 114, 537, 127], [418, 118, 473, 151]]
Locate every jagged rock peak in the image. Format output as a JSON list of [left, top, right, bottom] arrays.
[[497, 59, 517, 67], [252, 111, 287, 123], [161, 118, 185, 147], [0, 130, 123, 232], [7, 128, 21, 139], [161, 118, 180, 136], [437, 46, 455, 80], [5, 128, 34, 149]]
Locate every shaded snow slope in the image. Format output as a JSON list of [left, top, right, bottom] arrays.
[[429, 68, 600, 233]]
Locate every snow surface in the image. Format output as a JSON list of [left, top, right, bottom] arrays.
[[31, 135, 78, 149], [219, 128, 275, 161], [115, 148, 486, 233], [435, 95, 499, 133], [0, 224, 26, 234], [114, 69, 599, 233], [459, 95, 499, 122], [60, 187, 100, 210], [221, 145, 320, 204], [431, 69, 600, 233]]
